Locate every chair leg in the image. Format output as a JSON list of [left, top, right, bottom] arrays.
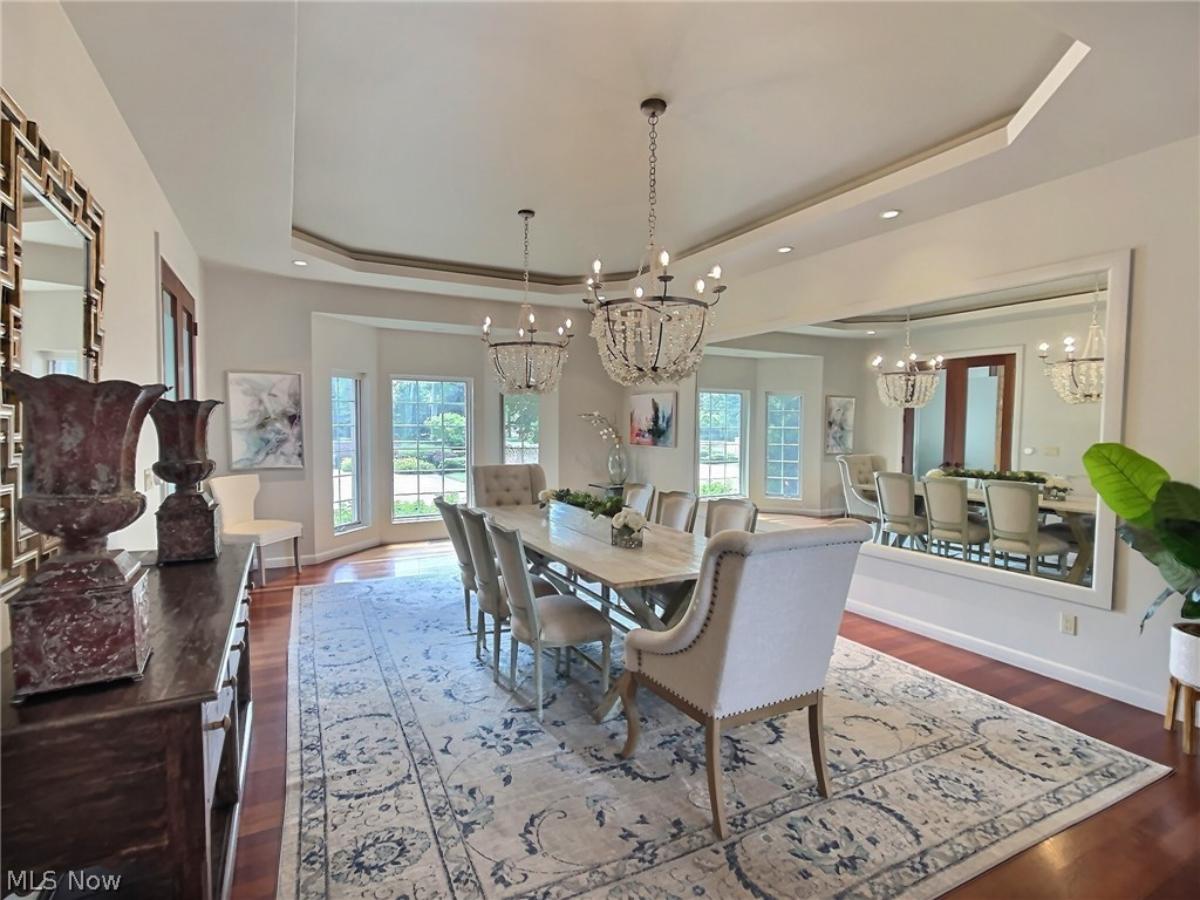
[[463, 587, 472, 631], [705, 717, 728, 840], [617, 672, 640, 758], [475, 610, 485, 660], [256, 544, 268, 589], [534, 644, 544, 722], [492, 615, 502, 685], [564, 646, 572, 678], [508, 635, 518, 690], [1183, 686, 1197, 756], [601, 640, 611, 694], [807, 692, 832, 798], [1164, 676, 1179, 731], [293, 535, 302, 573]]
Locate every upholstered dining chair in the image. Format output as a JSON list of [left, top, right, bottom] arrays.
[[983, 481, 1069, 574], [459, 507, 558, 682], [874, 472, 926, 549], [434, 496, 475, 630], [471, 463, 547, 507], [654, 490, 699, 532], [836, 454, 886, 533], [488, 519, 613, 721], [616, 520, 872, 838], [923, 477, 989, 561], [622, 482, 656, 518], [208, 473, 302, 588], [703, 497, 758, 537]]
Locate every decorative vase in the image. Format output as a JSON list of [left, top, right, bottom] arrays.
[[611, 525, 644, 549], [1169, 621, 1200, 688], [150, 398, 223, 564], [607, 444, 629, 485], [2, 372, 168, 699]]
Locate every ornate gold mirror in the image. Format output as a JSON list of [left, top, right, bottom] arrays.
[[1, 89, 107, 604]]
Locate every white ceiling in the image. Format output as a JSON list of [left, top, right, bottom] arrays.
[[62, 1, 1199, 307]]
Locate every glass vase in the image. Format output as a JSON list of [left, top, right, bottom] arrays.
[[607, 444, 629, 485], [611, 525, 644, 549]]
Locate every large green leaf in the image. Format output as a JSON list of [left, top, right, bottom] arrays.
[[1082, 443, 1169, 525], [1153, 480, 1200, 569], [1119, 522, 1200, 594]]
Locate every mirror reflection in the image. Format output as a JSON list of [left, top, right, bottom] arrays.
[[711, 272, 1106, 589], [19, 178, 87, 377]]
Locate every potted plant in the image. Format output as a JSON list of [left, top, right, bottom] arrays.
[[1083, 443, 1200, 695]]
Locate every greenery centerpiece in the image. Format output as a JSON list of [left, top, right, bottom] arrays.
[[541, 487, 624, 518]]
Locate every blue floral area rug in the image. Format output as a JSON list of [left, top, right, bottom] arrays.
[[276, 572, 1167, 899]]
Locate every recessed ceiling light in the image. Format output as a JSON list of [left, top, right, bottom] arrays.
[[866, 330, 877, 335], [879, 209, 901, 220], [292, 259, 308, 266], [777, 246, 793, 254]]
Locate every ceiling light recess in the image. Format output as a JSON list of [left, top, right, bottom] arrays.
[[880, 209, 902, 220], [292, 259, 308, 266], [777, 245, 794, 254]]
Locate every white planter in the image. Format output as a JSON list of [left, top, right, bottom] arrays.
[[1168, 623, 1200, 686]]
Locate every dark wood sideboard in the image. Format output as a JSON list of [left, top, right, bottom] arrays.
[[1, 544, 255, 899]]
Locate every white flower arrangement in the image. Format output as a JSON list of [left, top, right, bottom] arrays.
[[924, 468, 946, 479], [611, 509, 647, 532], [1043, 475, 1072, 493], [537, 488, 556, 503]]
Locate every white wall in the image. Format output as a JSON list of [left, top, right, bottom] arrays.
[[710, 136, 1200, 712]]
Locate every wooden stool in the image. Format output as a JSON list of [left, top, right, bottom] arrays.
[[1164, 676, 1197, 755]]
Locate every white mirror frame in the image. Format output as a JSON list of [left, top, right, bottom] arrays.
[[857, 249, 1130, 611]]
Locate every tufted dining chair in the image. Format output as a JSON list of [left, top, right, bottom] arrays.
[[874, 472, 926, 549], [654, 490, 699, 532], [922, 477, 988, 561], [434, 495, 476, 630], [984, 481, 1069, 574], [703, 497, 758, 537], [471, 463, 547, 507], [622, 482, 656, 518], [836, 454, 886, 534], [616, 520, 872, 837], [488, 519, 612, 721]]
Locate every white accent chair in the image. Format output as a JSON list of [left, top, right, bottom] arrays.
[[654, 490, 699, 532], [923, 477, 989, 560], [488, 518, 612, 721], [836, 454, 886, 533], [616, 520, 872, 837], [208, 473, 302, 588], [983, 481, 1069, 574], [622, 482, 656, 518], [704, 497, 758, 537], [874, 472, 926, 549], [434, 496, 475, 630], [471, 463, 547, 507]]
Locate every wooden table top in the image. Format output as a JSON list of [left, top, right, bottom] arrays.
[[480, 501, 709, 590]]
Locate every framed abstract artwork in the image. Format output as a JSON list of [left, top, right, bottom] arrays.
[[629, 391, 677, 447], [824, 395, 856, 454], [226, 371, 305, 469]]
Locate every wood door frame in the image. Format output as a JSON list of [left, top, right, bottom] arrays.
[[161, 258, 198, 399]]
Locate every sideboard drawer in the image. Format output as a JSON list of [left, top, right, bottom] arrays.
[[203, 683, 235, 802]]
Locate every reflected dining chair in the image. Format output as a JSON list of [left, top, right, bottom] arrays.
[[874, 472, 926, 549], [615, 520, 873, 837], [836, 453, 886, 536], [983, 481, 1069, 575], [622, 482, 656, 518], [704, 497, 758, 537], [471, 463, 547, 507], [654, 490, 699, 532], [923, 477, 989, 561], [488, 519, 612, 721], [434, 495, 476, 630], [459, 507, 558, 681], [208, 473, 302, 588]]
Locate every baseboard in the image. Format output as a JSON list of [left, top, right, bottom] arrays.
[[845, 597, 1164, 714], [265, 535, 382, 568]]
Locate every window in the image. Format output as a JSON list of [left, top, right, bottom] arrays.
[[391, 378, 470, 520], [697, 390, 745, 497], [161, 260, 197, 400], [331, 375, 364, 531], [502, 394, 540, 464], [765, 392, 803, 499]]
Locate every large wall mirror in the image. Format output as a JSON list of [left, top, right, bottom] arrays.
[[0, 89, 106, 602]]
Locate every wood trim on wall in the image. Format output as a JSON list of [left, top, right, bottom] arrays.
[[161, 258, 198, 398]]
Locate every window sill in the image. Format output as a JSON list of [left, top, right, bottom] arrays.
[[334, 523, 371, 537], [390, 516, 441, 525]]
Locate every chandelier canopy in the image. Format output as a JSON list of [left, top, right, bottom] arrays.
[[870, 314, 944, 409], [482, 210, 573, 394], [582, 98, 726, 387], [1039, 280, 1105, 405]]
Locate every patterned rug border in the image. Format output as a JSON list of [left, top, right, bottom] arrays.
[[274, 573, 1171, 899]]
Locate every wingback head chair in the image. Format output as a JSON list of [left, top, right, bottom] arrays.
[[704, 497, 758, 538], [836, 454, 886, 523], [923, 477, 988, 557], [208, 472, 303, 587], [984, 481, 1067, 573], [487, 518, 612, 720], [622, 482, 656, 518], [655, 490, 699, 532], [471, 463, 547, 507], [874, 472, 926, 548], [434, 496, 476, 629], [208, 473, 258, 526], [616, 520, 872, 837]]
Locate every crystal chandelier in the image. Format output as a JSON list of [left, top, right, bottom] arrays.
[[482, 209, 573, 394], [1038, 279, 1105, 405], [870, 313, 944, 409], [582, 98, 726, 387]]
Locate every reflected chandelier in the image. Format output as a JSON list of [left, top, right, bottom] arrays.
[[482, 209, 573, 394], [1038, 278, 1105, 405], [870, 313, 944, 409], [582, 98, 726, 387]]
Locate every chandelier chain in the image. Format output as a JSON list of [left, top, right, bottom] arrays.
[[522, 214, 530, 302], [647, 112, 658, 245]]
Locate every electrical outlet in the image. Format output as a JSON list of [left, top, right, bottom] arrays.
[[1043, 446, 1061, 457], [1059, 613, 1078, 636]]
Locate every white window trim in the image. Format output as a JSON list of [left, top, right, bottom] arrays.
[[501, 393, 541, 465], [389, 374, 474, 523], [331, 372, 368, 534], [695, 388, 750, 499], [764, 390, 804, 501]]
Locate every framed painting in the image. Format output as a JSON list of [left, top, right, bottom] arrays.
[[629, 391, 677, 447], [227, 371, 305, 469], [824, 395, 856, 454]]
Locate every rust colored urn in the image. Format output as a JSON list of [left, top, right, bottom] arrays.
[[149, 398, 223, 563], [3, 372, 167, 699]]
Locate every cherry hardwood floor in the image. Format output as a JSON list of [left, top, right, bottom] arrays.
[[232, 543, 1198, 900]]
